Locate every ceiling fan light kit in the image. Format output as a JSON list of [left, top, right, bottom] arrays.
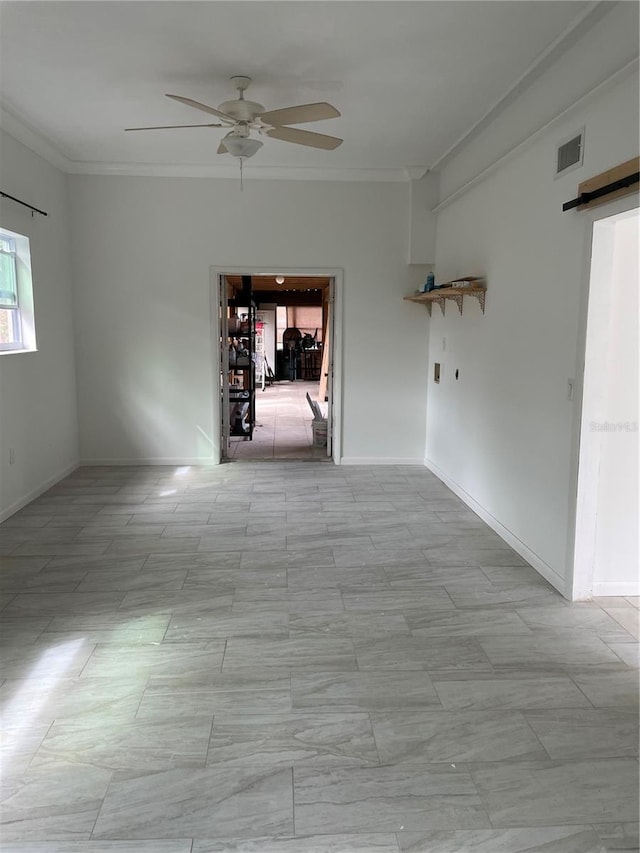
[[125, 76, 343, 186], [222, 136, 263, 159]]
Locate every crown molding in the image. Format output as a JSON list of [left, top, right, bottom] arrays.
[[432, 56, 639, 214], [0, 105, 408, 183], [65, 161, 408, 182], [430, 1, 615, 171], [403, 166, 429, 181], [0, 104, 72, 173]]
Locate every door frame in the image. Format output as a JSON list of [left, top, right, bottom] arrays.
[[566, 194, 639, 600], [210, 265, 343, 464]]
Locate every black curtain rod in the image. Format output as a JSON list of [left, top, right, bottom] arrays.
[[563, 172, 639, 211], [0, 190, 48, 217]]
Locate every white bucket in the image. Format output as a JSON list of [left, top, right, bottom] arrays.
[[312, 419, 328, 447]]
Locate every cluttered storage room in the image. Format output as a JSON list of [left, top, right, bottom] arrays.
[[222, 274, 333, 461]]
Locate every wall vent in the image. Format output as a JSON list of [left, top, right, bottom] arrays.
[[556, 129, 584, 176]]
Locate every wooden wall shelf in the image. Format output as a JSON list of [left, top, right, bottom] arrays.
[[404, 282, 486, 316]]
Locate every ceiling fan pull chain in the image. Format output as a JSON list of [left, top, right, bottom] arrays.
[[240, 157, 244, 191]]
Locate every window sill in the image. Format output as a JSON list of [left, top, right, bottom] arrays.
[[0, 346, 38, 355]]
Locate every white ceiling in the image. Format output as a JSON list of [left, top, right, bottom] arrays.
[[0, 1, 599, 179]]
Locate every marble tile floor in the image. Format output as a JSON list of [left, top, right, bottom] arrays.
[[0, 463, 638, 853], [228, 380, 329, 461]]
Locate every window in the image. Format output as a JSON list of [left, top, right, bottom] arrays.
[[276, 305, 323, 349], [0, 227, 36, 353]]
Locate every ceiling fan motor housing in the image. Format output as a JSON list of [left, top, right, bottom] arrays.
[[217, 99, 265, 123], [219, 76, 264, 123]]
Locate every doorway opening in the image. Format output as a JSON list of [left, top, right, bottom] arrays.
[[571, 205, 639, 599], [215, 270, 339, 462]]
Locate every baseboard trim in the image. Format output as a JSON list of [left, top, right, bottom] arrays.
[[424, 456, 568, 597], [340, 457, 425, 466], [79, 457, 220, 467], [592, 581, 640, 597], [0, 461, 79, 523]]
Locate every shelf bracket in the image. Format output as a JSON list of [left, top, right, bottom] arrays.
[[470, 289, 486, 314], [448, 293, 464, 315], [436, 297, 446, 316]]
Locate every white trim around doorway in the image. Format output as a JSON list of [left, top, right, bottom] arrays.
[[210, 265, 343, 465]]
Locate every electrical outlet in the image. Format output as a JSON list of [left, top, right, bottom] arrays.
[[9, 448, 16, 465]]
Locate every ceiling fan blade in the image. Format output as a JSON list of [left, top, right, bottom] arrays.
[[165, 94, 235, 123], [259, 102, 340, 126], [217, 140, 228, 154], [125, 123, 223, 131], [265, 126, 343, 150]]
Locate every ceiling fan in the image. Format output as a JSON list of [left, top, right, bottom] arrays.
[[125, 76, 343, 160]]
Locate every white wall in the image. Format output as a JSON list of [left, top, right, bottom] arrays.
[[408, 172, 439, 264], [68, 176, 428, 465], [0, 130, 79, 520], [427, 6, 639, 596], [590, 212, 639, 594]]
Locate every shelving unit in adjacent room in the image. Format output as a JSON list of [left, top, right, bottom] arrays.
[[227, 303, 256, 439], [404, 277, 486, 316]]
